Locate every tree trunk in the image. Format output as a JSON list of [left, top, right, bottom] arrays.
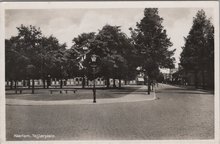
[[43, 78, 46, 89], [82, 76, 85, 88], [60, 79, 63, 89], [86, 78, 89, 87], [10, 80, 13, 89], [202, 70, 205, 89], [28, 79, 31, 89], [32, 79, 35, 94], [14, 80, 17, 89], [5, 80, 8, 89], [151, 83, 154, 91], [119, 78, 122, 88], [65, 79, 68, 86], [125, 80, 127, 85], [207, 63, 214, 89], [113, 78, 116, 88], [22, 80, 26, 87], [106, 77, 110, 88], [148, 78, 151, 94], [47, 78, 50, 89], [194, 70, 198, 89], [210, 65, 214, 89]]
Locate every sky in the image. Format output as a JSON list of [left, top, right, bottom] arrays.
[[5, 8, 214, 68]]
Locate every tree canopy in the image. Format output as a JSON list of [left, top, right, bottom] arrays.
[[5, 25, 68, 90], [70, 25, 137, 88], [180, 9, 214, 88], [130, 8, 175, 93], [6, 8, 177, 91]]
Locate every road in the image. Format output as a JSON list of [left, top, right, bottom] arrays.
[[6, 84, 214, 140]]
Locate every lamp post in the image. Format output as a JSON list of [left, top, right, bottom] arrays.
[[47, 74, 51, 89], [143, 68, 150, 94], [91, 54, 98, 103], [60, 65, 64, 89], [113, 64, 118, 88], [143, 69, 146, 85], [81, 47, 89, 89]]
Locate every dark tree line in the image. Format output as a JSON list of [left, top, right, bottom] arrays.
[[5, 25, 69, 93], [180, 10, 214, 89], [6, 8, 175, 94]]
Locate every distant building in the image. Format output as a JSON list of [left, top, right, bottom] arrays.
[[5, 77, 142, 88], [160, 68, 178, 82], [136, 72, 145, 85]]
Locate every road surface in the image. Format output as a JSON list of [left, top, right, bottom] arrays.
[[6, 84, 214, 140]]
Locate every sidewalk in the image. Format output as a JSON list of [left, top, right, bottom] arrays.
[[6, 85, 156, 106]]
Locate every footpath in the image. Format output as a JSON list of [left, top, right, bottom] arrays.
[[6, 85, 156, 106]]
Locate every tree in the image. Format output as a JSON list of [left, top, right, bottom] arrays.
[[40, 35, 67, 88], [5, 37, 30, 89], [71, 32, 96, 88], [64, 48, 80, 80], [71, 25, 136, 88], [180, 10, 214, 89], [206, 23, 214, 89], [92, 25, 136, 88], [95, 25, 127, 88], [45, 43, 67, 89], [6, 25, 68, 92], [14, 25, 43, 93], [130, 8, 175, 94]]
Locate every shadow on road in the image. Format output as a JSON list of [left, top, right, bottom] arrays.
[[156, 91, 213, 95], [157, 86, 214, 95]]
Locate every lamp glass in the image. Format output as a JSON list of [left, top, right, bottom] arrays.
[[91, 55, 97, 62]]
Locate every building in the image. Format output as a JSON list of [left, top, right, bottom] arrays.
[[160, 68, 178, 83]]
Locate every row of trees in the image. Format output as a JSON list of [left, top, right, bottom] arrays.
[[70, 25, 138, 89], [6, 8, 176, 94], [6, 25, 70, 93], [180, 10, 214, 89]]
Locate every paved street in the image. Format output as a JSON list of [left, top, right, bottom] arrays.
[[6, 84, 214, 140]]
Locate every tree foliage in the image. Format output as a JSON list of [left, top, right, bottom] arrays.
[[6, 8, 178, 90], [180, 9, 214, 88], [5, 25, 68, 90], [71, 25, 137, 88], [130, 8, 175, 93]]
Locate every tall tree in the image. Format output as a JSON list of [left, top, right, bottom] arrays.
[[96, 25, 127, 88], [71, 32, 96, 88], [92, 25, 136, 88], [131, 8, 175, 94], [64, 48, 80, 80], [40, 35, 67, 88], [71, 26, 136, 88], [6, 25, 68, 91], [15, 25, 43, 93], [5, 37, 30, 89], [5, 25, 43, 93], [180, 9, 214, 89]]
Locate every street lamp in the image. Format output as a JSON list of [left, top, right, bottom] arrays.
[[60, 65, 64, 89], [91, 54, 98, 103], [47, 74, 51, 89], [143, 69, 146, 85], [113, 64, 118, 88]]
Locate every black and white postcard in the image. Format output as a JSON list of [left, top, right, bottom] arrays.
[[0, 1, 219, 144]]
